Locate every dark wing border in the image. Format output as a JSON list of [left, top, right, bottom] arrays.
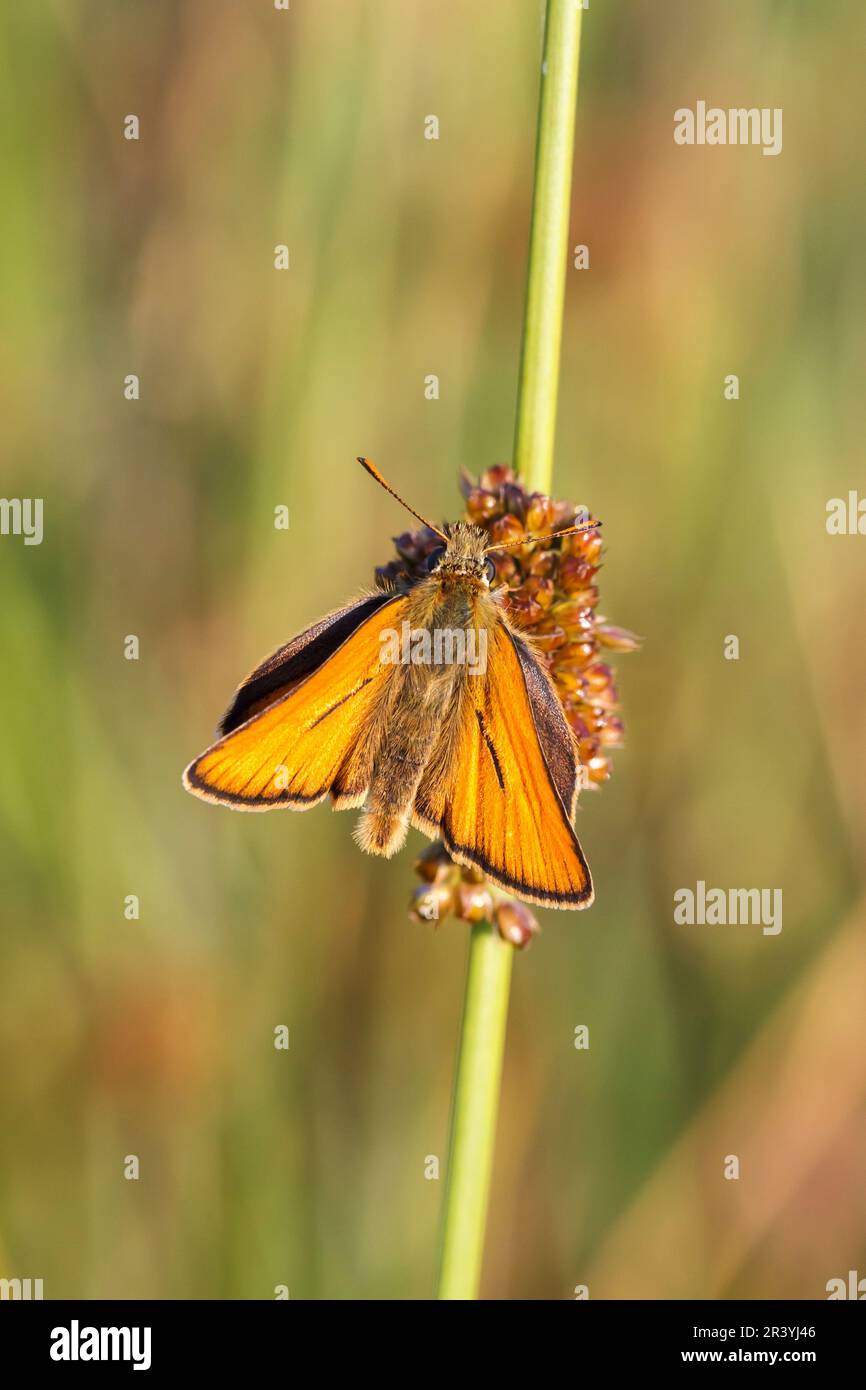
[[508, 630, 581, 821]]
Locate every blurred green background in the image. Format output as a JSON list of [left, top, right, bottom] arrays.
[[2, 0, 865, 1300]]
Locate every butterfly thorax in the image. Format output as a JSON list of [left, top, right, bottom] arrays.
[[406, 570, 500, 641]]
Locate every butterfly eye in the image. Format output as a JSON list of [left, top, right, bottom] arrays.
[[424, 545, 446, 572], [484, 556, 497, 584]]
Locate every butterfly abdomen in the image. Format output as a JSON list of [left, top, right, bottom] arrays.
[[354, 662, 458, 857], [354, 583, 483, 858]]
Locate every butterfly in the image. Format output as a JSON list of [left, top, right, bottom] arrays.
[[182, 459, 598, 909]]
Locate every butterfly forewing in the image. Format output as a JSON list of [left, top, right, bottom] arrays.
[[413, 623, 593, 908], [183, 594, 406, 810], [219, 593, 399, 735]]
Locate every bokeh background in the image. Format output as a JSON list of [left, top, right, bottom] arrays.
[[2, 0, 865, 1300]]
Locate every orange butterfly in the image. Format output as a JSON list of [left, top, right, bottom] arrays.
[[183, 460, 596, 909]]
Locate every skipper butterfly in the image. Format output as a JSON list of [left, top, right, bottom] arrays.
[[183, 460, 597, 908]]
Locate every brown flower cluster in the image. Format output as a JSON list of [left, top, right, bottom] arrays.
[[376, 465, 640, 945]]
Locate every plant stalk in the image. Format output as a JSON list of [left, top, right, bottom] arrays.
[[437, 921, 513, 1299], [437, 0, 584, 1300], [514, 0, 584, 494]]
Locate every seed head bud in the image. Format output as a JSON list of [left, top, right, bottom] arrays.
[[409, 881, 456, 926], [456, 882, 495, 923], [494, 900, 540, 949]]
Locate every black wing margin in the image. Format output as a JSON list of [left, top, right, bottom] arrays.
[[508, 630, 582, 821]]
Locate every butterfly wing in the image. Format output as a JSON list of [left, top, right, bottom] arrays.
[[183, 593, 406, 810], [413, 623, 593, 908], [219, 592, 399, 734]]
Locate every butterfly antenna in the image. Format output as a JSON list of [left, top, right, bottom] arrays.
[[357, 457, 449, 542], [485, 518, 602, 552]]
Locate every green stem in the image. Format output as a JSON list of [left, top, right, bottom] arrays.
[[514, 0, 584, 494], [437, 0, 584, 1300], [437, 922, 514, 1299]]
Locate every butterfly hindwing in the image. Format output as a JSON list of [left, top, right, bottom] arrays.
[[413, 622, 593, 908], [183, 593, 405, 810]]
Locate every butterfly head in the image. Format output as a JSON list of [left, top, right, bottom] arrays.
[[424, 523, 496, 587], [356, 456, 601, 593]]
